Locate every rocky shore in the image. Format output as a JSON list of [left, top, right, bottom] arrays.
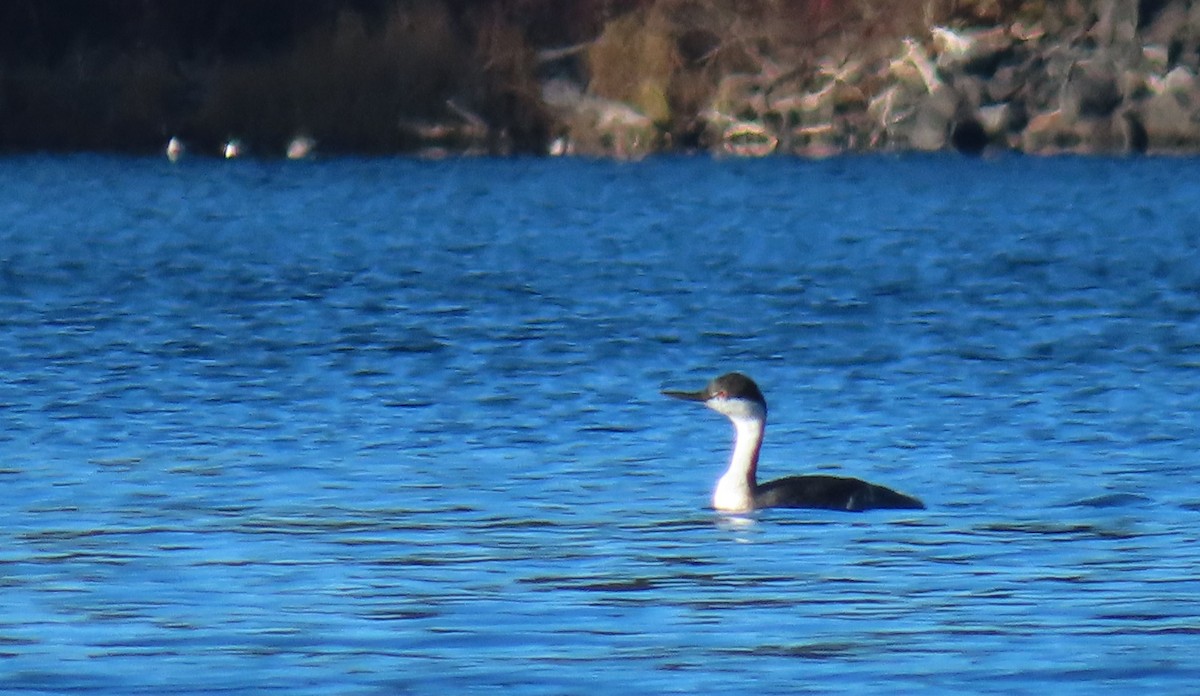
[[3, 1, 1199, 158], [548, 0, 1200, 158]]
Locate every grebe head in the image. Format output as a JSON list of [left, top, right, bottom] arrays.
[[663, 372, 767, 422]]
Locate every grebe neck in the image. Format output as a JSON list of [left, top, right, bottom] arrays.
[[713, 414, 764, 512]]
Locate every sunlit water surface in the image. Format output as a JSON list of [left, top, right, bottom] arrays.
[[2, 154, 1200, 694]]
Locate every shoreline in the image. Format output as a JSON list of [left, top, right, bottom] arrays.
[[2, 1, 1197, 159]]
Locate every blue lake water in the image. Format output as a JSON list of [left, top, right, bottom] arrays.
[[2, 153, 1200, 694]]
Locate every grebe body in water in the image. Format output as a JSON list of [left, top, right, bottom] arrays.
[[664, 372, 924, 513]]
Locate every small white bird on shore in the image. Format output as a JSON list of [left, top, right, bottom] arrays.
[[166, 137, 184, 163], [286, 136, 316, 160]]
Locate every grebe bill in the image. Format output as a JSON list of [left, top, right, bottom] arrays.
[[663, 372, 925, 513]]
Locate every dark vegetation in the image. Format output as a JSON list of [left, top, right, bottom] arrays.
[[0, 0, 642, 154]]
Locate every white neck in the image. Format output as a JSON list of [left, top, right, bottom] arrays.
[[712, 413, 764, 512]]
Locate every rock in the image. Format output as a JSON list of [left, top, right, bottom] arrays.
[[886, 84, 958, 151], [547, 0, 1200, 157], [931, 25, 1013, 76], [1061, 58, 1124, 119], [868, 85, 908, 133], [1010, 20, 1046, 42], [541, 77, 584, 110], [986, 64, 1024, 103], [721, 121, 778, 157], [1141, 1, 1188, 45], [787, 81, 836, 122], [710, 74, 768, 120], [589, 101, 658, 158], [831, 83, 869, 114], [542, 78, 659, 158], [789, 124, 842, 157], [930, 25, 972, 61], [1142, 44, 1170, 75], [1091, 0, 1139, 56], [890, 38, 940, 93], [1074, 112, 1138, 152], [977, 102, 1014, 138], [1134, 66, 1200, 151], [1162, 65, 1199, 95], [1021, 106, 1145, 155], [1021, 109, 1075, 153]]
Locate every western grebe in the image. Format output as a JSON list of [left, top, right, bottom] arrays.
[[664, 372, 925, 513]]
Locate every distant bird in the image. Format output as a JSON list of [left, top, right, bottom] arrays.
[[286, 135, 316, 160], [223, 139, 243, 159], [166, 137, 184, 163], [664, 372, 925, 513]]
